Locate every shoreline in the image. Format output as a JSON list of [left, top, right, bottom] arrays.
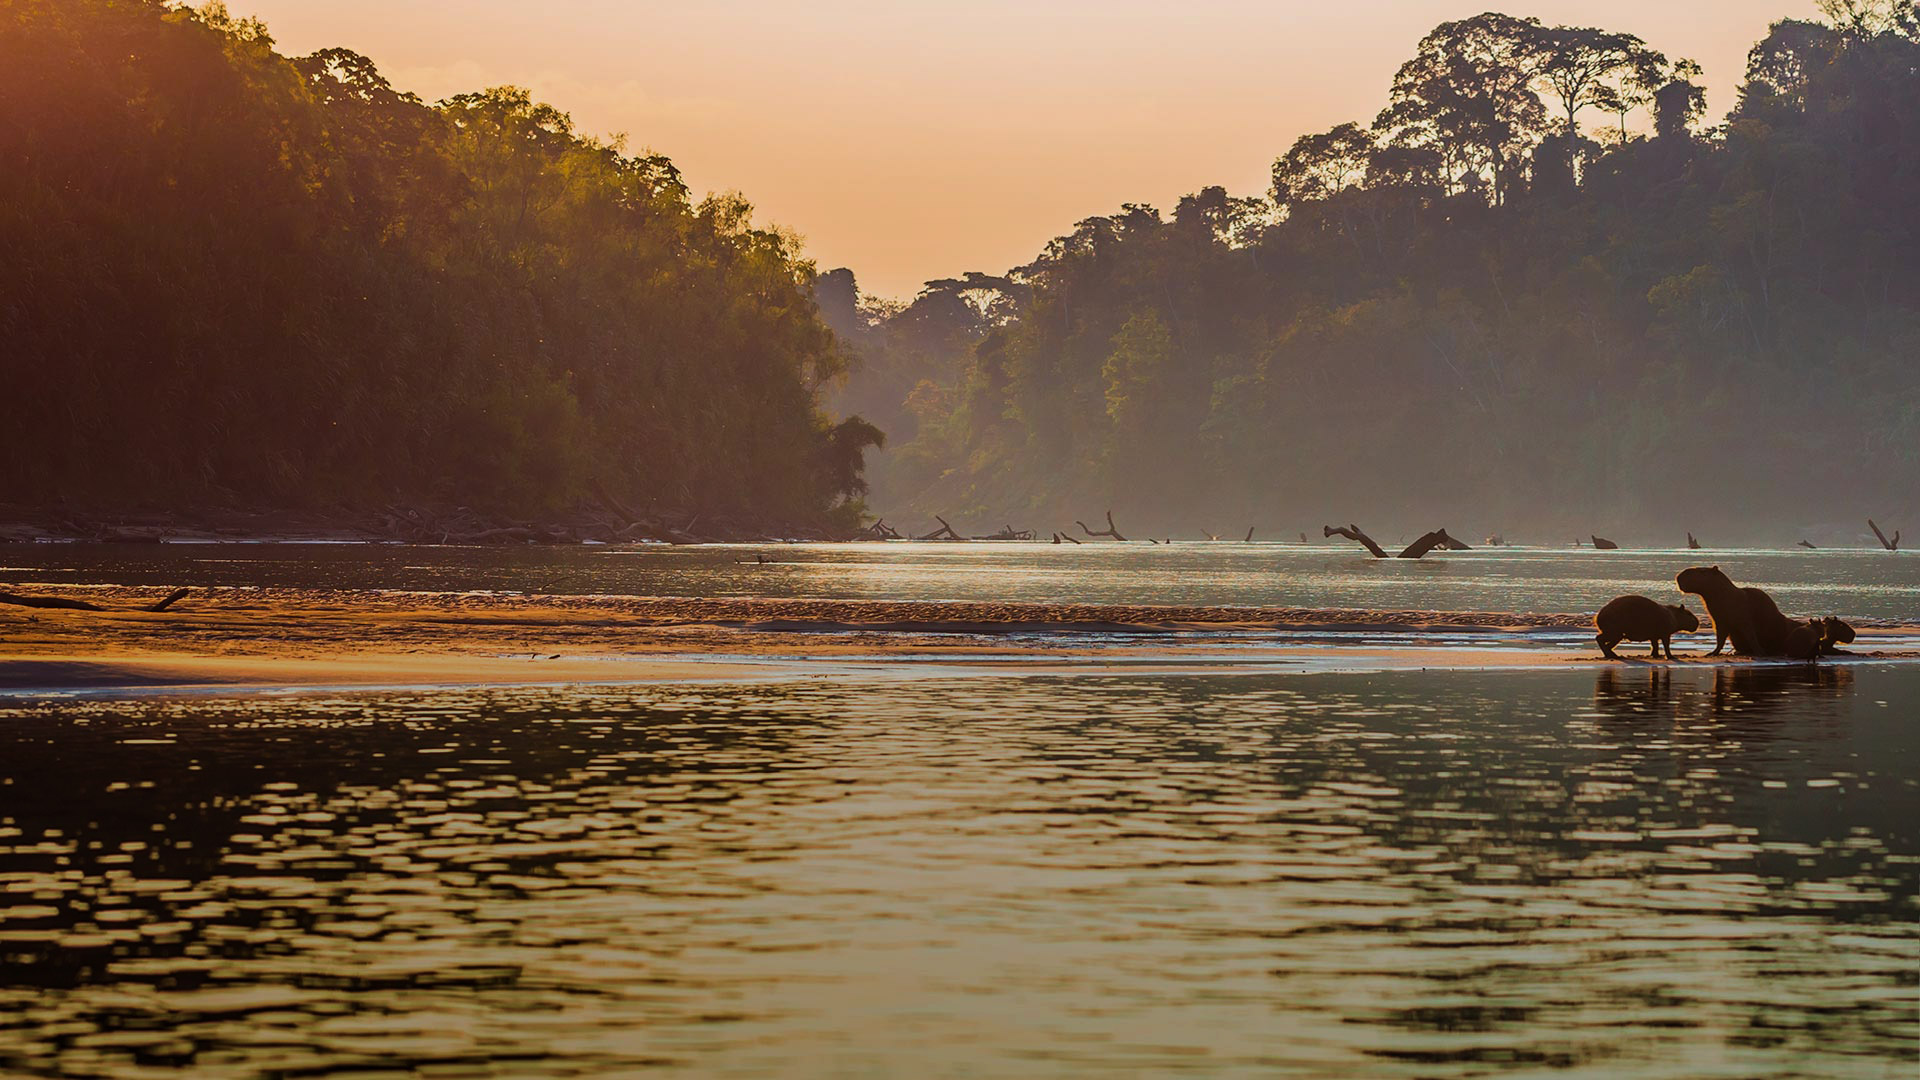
[[4, 586, 1916, 696]]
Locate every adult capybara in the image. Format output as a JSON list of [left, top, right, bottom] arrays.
[[1675, 565, 1800, 656], [1595, 595, 1699, 659]]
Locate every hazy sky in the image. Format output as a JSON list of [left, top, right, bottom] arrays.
[[230, 1, 1815, 298]]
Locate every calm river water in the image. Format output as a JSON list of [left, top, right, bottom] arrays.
[[0, 666, 1914, 1077], [4, 541, 1919, 619]]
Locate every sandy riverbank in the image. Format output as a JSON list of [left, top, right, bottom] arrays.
[[3, 585, 1915, 694]]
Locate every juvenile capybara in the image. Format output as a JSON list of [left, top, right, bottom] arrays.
[[1595, 594, 1699, 660], [1784, 618, 1825, 662], [1675, 565, 1800, 656], [1819, 617, 1857, 654]]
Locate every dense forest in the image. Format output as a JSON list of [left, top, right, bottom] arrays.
[[1, 0, 880, 530], [830, 2, 1920, 542]]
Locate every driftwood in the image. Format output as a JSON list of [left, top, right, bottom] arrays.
[[0, 592, 104, 611], [1869, 519, 1900, 551], [1324, 524, 1388, 558], [1397, 529, 1461, 559], [1591, 535, 1620, 550], [1058, 531, 1081, 545], [1687, 532, 1701, 550], [1244, 527, 1255, 543], [973, 525, 1034, 541], [1325, 524, 1460, 560], [856, 519, 903, 540], [1076, 510, 1127, 541], [1798, 539, 1818, 549], [147, 587, 190, 612], [917, 516, 963, 541], [1, 587, 188, 613]]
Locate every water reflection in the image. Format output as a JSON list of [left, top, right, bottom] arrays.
[[1593, 663, 1858, 724], [0, 670, 1913, 1076]]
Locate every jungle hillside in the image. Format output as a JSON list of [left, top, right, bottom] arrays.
[[1, 0, 880, 534], [828, 3, 1920, 543]]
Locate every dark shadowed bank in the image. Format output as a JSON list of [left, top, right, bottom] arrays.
[[827, 5, 1920, 539], [0, 1, 882, 540]]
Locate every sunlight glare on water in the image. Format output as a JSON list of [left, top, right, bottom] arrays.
[[5, 542, 1920, 619], [0, 666, 1913, 1077]]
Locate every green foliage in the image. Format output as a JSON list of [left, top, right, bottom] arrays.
[[839, 7, 1920, 535], [0, 0, 875, 523]]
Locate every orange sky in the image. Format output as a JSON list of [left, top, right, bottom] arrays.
[[230, 1, 1816, 298]]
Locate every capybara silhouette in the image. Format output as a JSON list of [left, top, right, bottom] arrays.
[[1784, 618, 1825, 661], [1595, 595, 1699, 660], [1818, 616, 1857, 654], [1675, 565, 1800, 656]]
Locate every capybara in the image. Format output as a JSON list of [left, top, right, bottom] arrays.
[[1784, 618, 1825, 662], [1595, 594, 1699, 659], [1819, 617, 1857, 654], [1675, 565, 1800, 656]]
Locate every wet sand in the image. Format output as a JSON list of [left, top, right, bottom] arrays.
[[3, 585, 1916, 694]]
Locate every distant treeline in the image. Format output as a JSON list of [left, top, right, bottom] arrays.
[[828, 4, 1920, 538], [1, 1, 879, 526]]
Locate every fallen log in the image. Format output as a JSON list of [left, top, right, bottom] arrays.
[[147, 587, 190, 612], [1798, 539, 1818, 549], [1, 586, 189, 613], [0, 592, 105, 611], [1869, 519, 1900, 551], [1058, 531, 1082, 545], [1323, 524, 1387, 558], [1591, 535, 1620, 550], [1077, 510, 1127, 541], [915, 516, 962, 541], [1397, 529, 1459, 560]]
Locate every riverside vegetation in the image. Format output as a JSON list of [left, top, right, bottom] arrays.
[[1, 0, 882, 537], [4, 3, 1916, 543], [827, 3, 1920, 539]]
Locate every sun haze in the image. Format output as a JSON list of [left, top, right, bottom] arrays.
[[227, 1, 1809, 298]]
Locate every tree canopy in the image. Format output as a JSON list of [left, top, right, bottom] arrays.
[[833, 6, 1920, 539], [0, 0, 880, 527]]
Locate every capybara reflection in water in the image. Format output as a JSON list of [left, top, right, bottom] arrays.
[[1595, 595, 1699, 660], [1675, 565, 1801, 656]]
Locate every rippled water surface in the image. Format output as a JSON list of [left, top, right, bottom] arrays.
[[1, 666, 1914, 1076], [5, 542, 1920, 618]]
